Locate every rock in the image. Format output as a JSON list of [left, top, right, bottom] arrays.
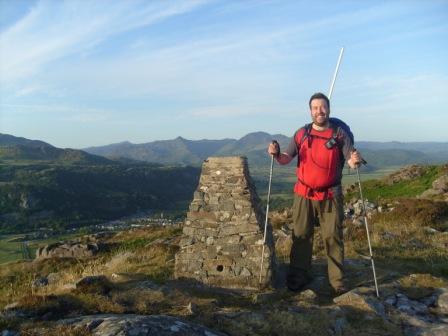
[[432, 175, 448, 192], [3, 302, 20, 310], [58, 314, 226, 335], [32, 276, 49, 288], [36, 241, 100, 260], [1, 331, 19, 336], [396, 294, 428, 315], [353, 201, 363, 216], [407, 238, 427, 249], [333, 287, 385, 317], [423, 227, 440, 234], [365, 202, 376, 210], [418, 324, 448, 336], [384, 165, 425, 185], [298, 289, 318, 302], [46, 272, 60, 285], [382, 231, 398, 240], [420, 294, 437, 307], [206, 236, 214, 245], [435, 288, 448, 314], [384, 295, 397, 306], [420, 189, 444, 199], [240, 267, 251, 277]]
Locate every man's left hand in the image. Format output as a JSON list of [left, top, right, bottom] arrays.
[[348, 150, 362, 169]]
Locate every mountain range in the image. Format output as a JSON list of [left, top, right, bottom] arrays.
[[1, 133, 447, 169], [84, 133, 448, 169]]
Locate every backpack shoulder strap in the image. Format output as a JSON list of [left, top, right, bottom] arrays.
[[329, 121, 344, 148], [300, 123, 312, 146], [293, 125, 309, 153]]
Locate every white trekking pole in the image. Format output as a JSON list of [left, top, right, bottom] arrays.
[[328, 47, 344, 100], [259, 141, 277, 285], [355, 166, 380, 297], [329, 47, 380, 298]]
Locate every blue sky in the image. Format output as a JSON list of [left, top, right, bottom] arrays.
[[0, 0, 447, 148]]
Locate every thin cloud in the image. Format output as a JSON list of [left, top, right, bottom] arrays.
[[0, 0, 209, 84]]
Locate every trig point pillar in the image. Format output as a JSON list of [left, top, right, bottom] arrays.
[[175, 156, 274, 289]]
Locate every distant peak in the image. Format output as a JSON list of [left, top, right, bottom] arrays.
[[175, 136, 189, 142], [240, 131, 271, 139]]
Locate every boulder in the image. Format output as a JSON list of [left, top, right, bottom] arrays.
[[58, 314, 226, 336], [432, 175, 448, 192], [333, 287, 385, 317], [35, 241, 100, 260], [435, 288, 448, 314]]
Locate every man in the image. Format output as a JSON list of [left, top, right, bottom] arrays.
[[268, 92, 361, 294]]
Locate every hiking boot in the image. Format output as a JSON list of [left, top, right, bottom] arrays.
[[286, 272, 312, 292], [331, 285, 348, 296]]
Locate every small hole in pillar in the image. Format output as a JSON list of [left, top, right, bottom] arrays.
[[216, 265, 224, 272]]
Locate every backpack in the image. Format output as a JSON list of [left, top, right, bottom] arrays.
[[298, 117, 354, 146], [293, 117, 353, 196]]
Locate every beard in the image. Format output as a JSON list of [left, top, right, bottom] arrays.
[[312, 114, 329, 127]]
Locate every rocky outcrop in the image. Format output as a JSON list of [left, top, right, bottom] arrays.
[[35, 241, 100, 259], [333, 285, 448, 336], [35, 233, 111, 260], [35, 232, 112, 260], [175, 156, 275, 289], [420, 174, 448, 201], [383, 165, 426, 185], [58, 314, 226, 335]]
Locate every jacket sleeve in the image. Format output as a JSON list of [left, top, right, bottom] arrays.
[[284, 136, 297, 158], [339, 129, 354, 160]]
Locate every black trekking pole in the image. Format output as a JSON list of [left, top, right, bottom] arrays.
[[259, 141, 277, 285]]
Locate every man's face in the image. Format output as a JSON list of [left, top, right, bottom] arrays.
[[310, 98, 330, 127]]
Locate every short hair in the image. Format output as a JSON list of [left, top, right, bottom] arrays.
[[309, 92, 330, 109]]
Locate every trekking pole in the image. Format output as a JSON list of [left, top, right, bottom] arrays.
[[328, 47, 344, 100], [355, 163, 380, 298], [328, 47, 379, 297], [259, 141, 277, 285]]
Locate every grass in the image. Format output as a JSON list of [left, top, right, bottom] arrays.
[[345, 165, 442, 202], [0, 164, 447, 335], [0, 232, 90, 265], [0, 235, 25, 264], [343, 196, 448, 278]]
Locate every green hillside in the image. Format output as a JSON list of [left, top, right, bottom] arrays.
[[0, 163, 200, 233], [345, 164, 446, 202], [0, 134, 114, 165]]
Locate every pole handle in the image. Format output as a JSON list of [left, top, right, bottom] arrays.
[[271, 140, 279, 157], [353, 147, 367, 165]]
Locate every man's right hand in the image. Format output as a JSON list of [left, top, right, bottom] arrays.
[[268, 141, 280, 157]]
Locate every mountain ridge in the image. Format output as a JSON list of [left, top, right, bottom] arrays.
[[2, 132, 448, 168]]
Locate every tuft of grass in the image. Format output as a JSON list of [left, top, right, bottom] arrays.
[[372, 198, 448, 231], [20, 324, 92, 336], [16, 294, 84, 319], [398, 273, 447, 299], [73, 292, 126, 314]]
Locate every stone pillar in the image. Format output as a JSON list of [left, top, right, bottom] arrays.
[[175, 156, 274, 289]]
